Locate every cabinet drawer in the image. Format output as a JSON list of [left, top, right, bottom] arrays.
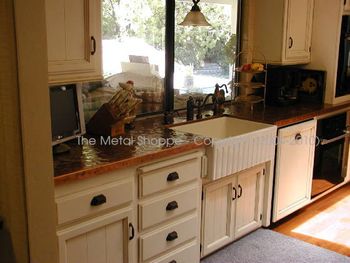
[[140, 215, 198, 262], [138, 153, 202, 197], [139, 185, 198, 231], [149, 241, 199, 263], [56, 179, 133, 225]]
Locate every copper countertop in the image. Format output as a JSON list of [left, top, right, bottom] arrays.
[[54, 101, 350, 185], [53, 116, 205, 185]]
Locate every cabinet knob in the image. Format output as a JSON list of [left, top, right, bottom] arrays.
[[129, 223, 135, 240], [167, 172, 179, 182], [295, 133, 302, 140], [166, 231, 178, 241], [90, 194, 106, 206], [166, 201, 179, 211]]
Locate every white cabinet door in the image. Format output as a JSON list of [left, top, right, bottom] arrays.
[[234, 165, 264, 239], [273, 120, 316, 222], [253, 0, 314, 65], [58, 208, 133, 263], [284, 0, 314, 62], [201, 177, 235, 256], [344, 0, 350, 12], [46, 0, 102, 84], [201, 164, 265, 256]]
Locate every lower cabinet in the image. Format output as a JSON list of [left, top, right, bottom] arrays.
[[272, 120, 316, 222], [137, 151, 203, 263], [55, 150, 204, 263], [57, 208, 133, 263], [201, 165, 265, 257]]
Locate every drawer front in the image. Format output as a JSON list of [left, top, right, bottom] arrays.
[[140, 215, 198, 262], [150, 241, 199, 263], [56, 179, 133, 225], [139, 186, 198, 230], [138, 155, 201, 197]]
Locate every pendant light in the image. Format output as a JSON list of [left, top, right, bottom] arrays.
[[179, 0, 212, 27]]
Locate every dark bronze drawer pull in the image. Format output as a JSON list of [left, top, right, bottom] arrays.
[[238, 185, 242, 198], [91, 36, 96, 55], [166, 231, 178, 241], [166, 201, 179, 211], [169, 260, 177, 263], [90, 194, 106, 206], [232, 187, 237, 200], [129, 223, 135, 240], [295, 133, 302, 140], [167, 172, 179, 182]]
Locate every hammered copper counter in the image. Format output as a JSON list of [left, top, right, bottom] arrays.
[[54, 101, 350, 185], [53, 116, 205, 185]]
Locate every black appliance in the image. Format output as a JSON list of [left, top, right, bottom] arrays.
[[336, 15, 350, 97], [312, 111, 349, 198], [262, 66, 325, 106]]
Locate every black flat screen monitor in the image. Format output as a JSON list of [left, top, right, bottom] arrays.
[[50, 84, 85, 146]]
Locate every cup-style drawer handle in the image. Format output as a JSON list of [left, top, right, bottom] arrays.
[[129, 223, 135, 240], [295, 133, 302, 140], [232, 187, 237, 200], [167, 172, 179, 182], [166, 201, 179, 211], [90, 194, 107, 206], [166, 231, 178, 241], [169, 261, 177, 263], [91, 36, 96, 55]]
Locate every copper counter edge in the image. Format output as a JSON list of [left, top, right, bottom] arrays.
[[54, 142, 205, 186]]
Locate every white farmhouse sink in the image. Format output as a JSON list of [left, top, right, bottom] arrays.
[[173, 116, 277, 180]]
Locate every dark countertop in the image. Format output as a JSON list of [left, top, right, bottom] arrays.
[[54, 101, 350, 185], [53, 116, 205, 185], [223, 101, 350, 127]]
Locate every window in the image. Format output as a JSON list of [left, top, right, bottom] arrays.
[[174, 0, 239, 109], [102, 0, 241, 115]]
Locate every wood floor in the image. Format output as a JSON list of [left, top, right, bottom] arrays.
[[273, 183, 350, 257]]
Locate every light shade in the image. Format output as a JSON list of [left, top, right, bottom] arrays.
[[179, 0, 212, 27]]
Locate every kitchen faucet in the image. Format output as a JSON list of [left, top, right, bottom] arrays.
[[186, 83, 228, 121]]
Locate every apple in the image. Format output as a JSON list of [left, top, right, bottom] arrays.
[[241, 64, 251, 71]]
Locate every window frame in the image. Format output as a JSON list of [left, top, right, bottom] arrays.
[[164, 0, 243, 123], [111, 0, 243, 120]]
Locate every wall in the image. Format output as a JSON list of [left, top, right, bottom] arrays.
[[13, 0, 59, 262], [0, 0, 29, 262]]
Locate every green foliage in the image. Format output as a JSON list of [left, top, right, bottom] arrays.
[[102, 0, 236, 69]]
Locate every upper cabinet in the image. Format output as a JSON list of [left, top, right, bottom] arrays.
[[305, 0, 350, 104], [345, 0, 350, 13], [253, 0, 314, 65], [45, 0, 102, 84]]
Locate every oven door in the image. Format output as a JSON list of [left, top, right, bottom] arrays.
[[312, 134, 348, 198]]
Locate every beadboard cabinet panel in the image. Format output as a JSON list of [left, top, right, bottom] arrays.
[[45, 0, 102, 83]]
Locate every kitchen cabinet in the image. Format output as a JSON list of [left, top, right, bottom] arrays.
[[55, 168, 137, 263], [55, 150, 204, 263], [253, 0, 314, 65], [137, 151, 203, 263], [45, 0, 102, 84], [345, 0, 350, 13], [305, 0, 350, 104], [201, 165, 265, 257], [57, 208, 133, 263], [272, 120, 316, 222]]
